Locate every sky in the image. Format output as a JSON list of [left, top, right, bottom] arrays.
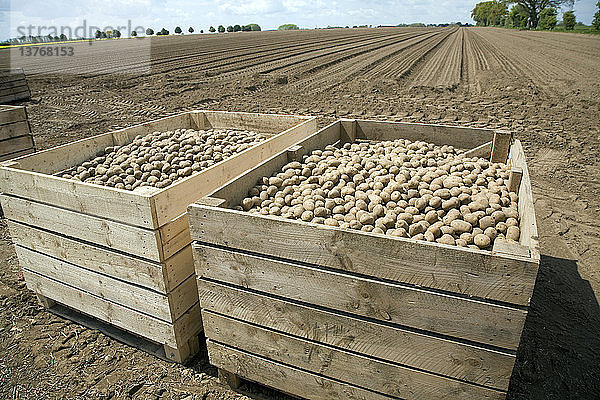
[[1, 0, 598, 40]]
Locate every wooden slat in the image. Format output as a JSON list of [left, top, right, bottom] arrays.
[[7, 221, 168, 293], [353, 119, 494, 149], [490, 130, 511, 164], [17, 246, 174, 321], [197, 279, 516, 390], [0, 78, 28, 90], [0, 195, 162, 261], [207, 340, 395, 400], [0, 106, 27, 125], [110, 113, 194, 145], [203, 311, 506, 400], [158, 213, 191, 259], [168, 275, 198, 320], [194, 244, 526, 350], [0, 167, 156, 229], [0, 92, 30, 104], [509, 140, 540, 262], [163, 245, 195, 292], [189, 206, 538, 305], [463, 141, 492, 159], [0, 147, 35, 162], [0, 121, 30, 141], [23, 269, 179, 347], [151, 115, 317, 227], [10, 132, 114, 174], [198, 110, 313, 134], [1, 135, 34, 154]]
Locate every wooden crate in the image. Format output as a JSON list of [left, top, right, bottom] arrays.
[[0, 68, 31, 104], [0, 110, 317, 363], [0, 105, 35, 161], [188, 119, 539, 398]]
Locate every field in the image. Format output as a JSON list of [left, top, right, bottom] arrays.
[[1, 26, 599, 399]]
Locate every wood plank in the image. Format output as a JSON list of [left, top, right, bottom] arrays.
[[207, 340, 395, 400], [0, 93, 29, 104], [353, 119, 494, 149], [0, 135, 34, 154], [110, 113, 194, 145], [163, 245, 195, 292], [10, 132, 114, 174], [7, 221, 168, 293], [17, 246, 174, 321], [0, 79, 28, 90], [463, 141, 492, 159], [158, 213, 191, 259], [194, 244, 527, 350], [490, 130, 511, 164], [508, 167, 523, 193], [0, 166, 156, 229], [198, 110, 314, 134], [197, 279, 516, 390], [509, 140, 540, 262], [0, 121, 30, 141], [167, 274, 198, 321], [203, 311, 506, 400], [0, 147, 35, 162], [151, 115, 317, 227], [0, 106, 26, 125], [0, 85, 30, 97], [23, 270, 178, 347], [0, 195, 162, 261], [189, 206, 538, 305], [206, 121, 342, 208]]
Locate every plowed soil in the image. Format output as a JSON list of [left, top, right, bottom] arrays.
[[1, 27, 599, 399]]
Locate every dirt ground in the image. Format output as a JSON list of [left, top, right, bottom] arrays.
[[0, 27, 599, 399]]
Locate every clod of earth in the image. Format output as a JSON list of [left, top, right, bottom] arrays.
[[236, 138, 520, 250]]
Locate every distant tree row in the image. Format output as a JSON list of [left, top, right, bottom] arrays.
[[95, 29, 121, 38], [472, 0, 598, 31]]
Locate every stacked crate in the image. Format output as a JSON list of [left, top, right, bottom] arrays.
[[0, 105, 35, 161]]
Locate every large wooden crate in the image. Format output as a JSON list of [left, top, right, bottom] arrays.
[[0, 110, 316, 362], [188, 119, 540, 398], [0, 105, 35, 161], [0, 68, 31, 104]]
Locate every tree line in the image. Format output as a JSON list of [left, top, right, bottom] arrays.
[[472, 0, 600, 31]]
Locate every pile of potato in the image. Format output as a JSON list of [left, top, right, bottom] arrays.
[[236, 139, 520, 250], [61, 128, 268, 190]]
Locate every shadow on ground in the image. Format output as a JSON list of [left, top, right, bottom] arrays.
[[508, 255, 600, 399]]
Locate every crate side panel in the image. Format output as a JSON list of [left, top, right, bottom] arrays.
[[0, 121, 29, 140], [0, 135, 34, 154], [23, 270, 178, 347], [8, 221, 168, 293], [194, 244, 527, 350], [355, 120, 494, 149], [0, 195, 162, 261], [17, 246, 173, 322], [0, 167, 156, 229], [197, 279, 515, 390], [203, 311, 506, 400], [111, 113, 194, 145], [189, 207, 537, 305], [207, 340, 395, 400], [201, 111, 314, 134]]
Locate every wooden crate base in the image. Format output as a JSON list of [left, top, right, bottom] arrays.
[[29, 278, 202, 363]]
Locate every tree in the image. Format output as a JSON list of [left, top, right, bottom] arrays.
[[538, 7, 558, 29], [507, 1, 574, 28], [188, 27, 194, 33], [59, 33, 67, 41], [95, 30, 102, 39], [131, 31, 138, 37], [113, 29, 121, 38], [506, 4, 530, 28], [592, 1, 600, 30], [278, 24, 299, 30], [146, 28, 154, 35], [209, 26, 216, 32], [200, 29, 204, 33], [160, 28, 169, 35], [562, 10, 576, 29], [218, 25, 225, 33], [175, 26, 182, 34], [472, 1, 508, 26], [101, 32, 107, 38], [248, 23, 261, 31], [227, 25, 234, 32], [233, 24, 241, 32]]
